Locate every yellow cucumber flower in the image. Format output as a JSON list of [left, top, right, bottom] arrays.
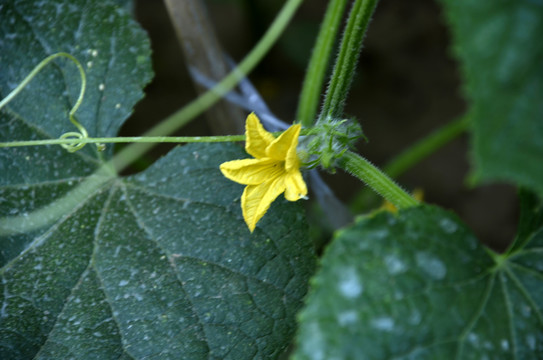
[[220, 113, 307, 232]]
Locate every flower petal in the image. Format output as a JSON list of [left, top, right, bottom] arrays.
[[266, 123, 301, 161], [241, 176, 286, 232], [285, 139, 301, 173], [284, 170, 308, 201], [245, 113, 276, 159], [220, 158, 281, 185]]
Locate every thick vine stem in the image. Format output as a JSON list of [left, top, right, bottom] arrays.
[[319, 0, 378, 122], [339, 150, 419, 209], [350, 115, 470, 212], [297, 0, 349, 127]]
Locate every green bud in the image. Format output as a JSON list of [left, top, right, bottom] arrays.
[[299, 117, 364, 171]]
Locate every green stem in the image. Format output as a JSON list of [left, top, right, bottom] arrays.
[[384, 114, 470, 178], [340, 150, 418, 209], [350, 115, 470, 212], [111, 0, 303, 173], [0, 135, 246, 148], [319, 0, 378, 121], [0, 127, 318, 148], [296, 0, 349, 127], [0, 166, 116, 236]]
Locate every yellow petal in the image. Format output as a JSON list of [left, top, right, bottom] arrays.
[[284, 170, 307, 201], [241, 176, 286, 232], [220, 158, 283, 185], [266, 123, 301, 161], [285, 135, 301, 172], [245, 113, 275, 159]]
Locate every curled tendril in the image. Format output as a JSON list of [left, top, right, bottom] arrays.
[[59, 129, 88, 153], [0, 52, 100, 152]]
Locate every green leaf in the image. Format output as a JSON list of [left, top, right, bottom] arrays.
[[294, 205, 543, 359], [1, 143, 315, 359], [509, 189, 543, 253], [2, 142, 315, 359], [439, 0, 543, 196], [0, 0, 315, 358]]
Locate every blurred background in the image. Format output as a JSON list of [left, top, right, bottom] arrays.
[[121, 0, 518, 251]]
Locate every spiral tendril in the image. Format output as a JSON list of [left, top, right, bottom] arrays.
[[0, 52, 97, 152]]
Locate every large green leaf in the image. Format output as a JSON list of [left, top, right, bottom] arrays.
[[294, 205, 543, 359], [0, 0, 315, 358], [439, 0, 543, 196], [0, 142, 315, 359]]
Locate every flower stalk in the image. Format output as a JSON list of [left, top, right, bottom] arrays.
[[339, 150, 419, 209]]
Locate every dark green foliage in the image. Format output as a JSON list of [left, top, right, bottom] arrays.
[[440, 0, 543, 197], [295, 206, 543, 359], [0, 1, 315, 358]]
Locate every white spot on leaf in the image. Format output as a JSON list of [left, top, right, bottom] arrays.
[[384, 254, 407, 275], [416, 251, 447, 280], [439, 218, 458, 234], [371, 316, 395, 331], [337, 267, 363, 298], [526, 334, 536, 350], [337, 310, 358, 326], [300, 322, 325, 360]]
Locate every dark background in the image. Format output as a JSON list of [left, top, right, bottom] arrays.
[[122, 0, 517, 251]]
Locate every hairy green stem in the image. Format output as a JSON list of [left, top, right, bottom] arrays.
[[296, 0, 349, 127], [319, 0, 378, 121], [340, 150, 419, 209], [350, 115, 470, 212]]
